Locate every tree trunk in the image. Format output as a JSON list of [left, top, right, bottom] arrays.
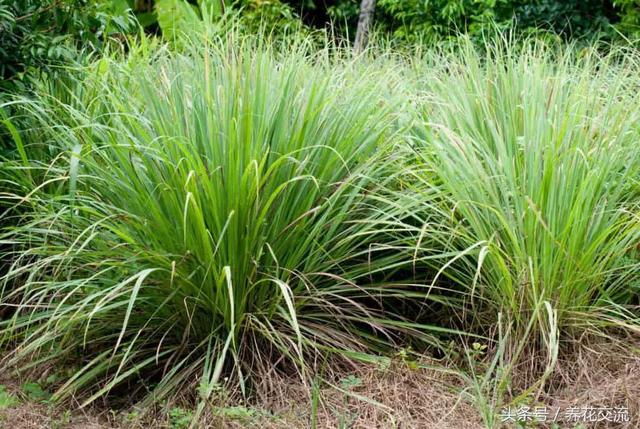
[[354, 0, 376, 54]]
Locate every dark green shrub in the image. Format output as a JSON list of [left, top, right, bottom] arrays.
[[0, 0, 135, 91], [284, 0, 638, 42]]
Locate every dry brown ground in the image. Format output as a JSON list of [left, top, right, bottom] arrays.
[[0, 360, 480, 429], [0, 339, 638, 429]]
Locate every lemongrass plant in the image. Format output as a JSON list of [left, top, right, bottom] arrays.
[[0, 35, 451, 407], [403, 40, 640, 357]]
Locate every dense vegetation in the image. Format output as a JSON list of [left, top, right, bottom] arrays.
[[0, 0, 135, 90], [295, 0, 628, 41], [1, 1, 640, 427], [2, 0, 640, 91]]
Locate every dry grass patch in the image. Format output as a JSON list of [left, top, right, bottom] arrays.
[[541, 337, 640, 429], [2, 339, 640, 428], [0, 357, 481, 429]]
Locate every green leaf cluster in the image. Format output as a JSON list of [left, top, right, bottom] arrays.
[[0, 0, 136, 91]]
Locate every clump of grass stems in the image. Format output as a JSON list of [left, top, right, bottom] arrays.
[[401, 39, 640, 362], [0, 35, 451, 409]]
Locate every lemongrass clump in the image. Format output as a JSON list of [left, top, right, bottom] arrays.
[[405, 41, 640, 354], [0, 37, 444, 406]]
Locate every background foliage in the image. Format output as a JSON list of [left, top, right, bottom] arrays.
[[297, 0, 627, 42], [1, 0, 639, 93], [0, 0, 135, 91]]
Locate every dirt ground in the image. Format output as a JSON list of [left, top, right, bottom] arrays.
[[1, 339, 638, 429]]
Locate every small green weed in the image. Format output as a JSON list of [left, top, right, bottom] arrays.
[[168, 407, 193, 429], [22, 382, 51, 402], [0, 385, 19, 409]]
